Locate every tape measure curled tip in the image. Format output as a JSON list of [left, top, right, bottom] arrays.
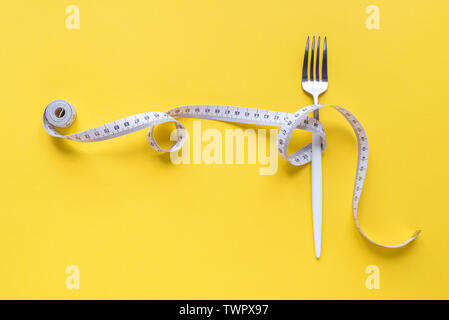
[[44, 100, 76, 128]]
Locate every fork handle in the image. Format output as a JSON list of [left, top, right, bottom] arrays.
[[312, 132, 322, 259]]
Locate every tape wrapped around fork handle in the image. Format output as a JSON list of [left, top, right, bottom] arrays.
[[43, 99, 421, 250]]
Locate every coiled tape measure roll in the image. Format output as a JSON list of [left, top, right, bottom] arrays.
[[43, 99, 421, 249]]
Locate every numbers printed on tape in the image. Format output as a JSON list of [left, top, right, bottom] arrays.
[[43, 100, 421, 249]]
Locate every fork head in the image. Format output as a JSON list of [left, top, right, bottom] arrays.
[[301, 36, 328, 104]]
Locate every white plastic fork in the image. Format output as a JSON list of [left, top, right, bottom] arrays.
[[301, 36, 328, 258]]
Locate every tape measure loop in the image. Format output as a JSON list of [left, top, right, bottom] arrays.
[[277, 105, 326, 167], [146, 118, 186, 153]]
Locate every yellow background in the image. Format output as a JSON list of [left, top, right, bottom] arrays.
[[0, 0, 448, 299]]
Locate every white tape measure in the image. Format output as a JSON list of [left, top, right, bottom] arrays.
[[43, 99, 421, 248]]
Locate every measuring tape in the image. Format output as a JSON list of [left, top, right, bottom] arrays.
[[43, 99, 421, 248]]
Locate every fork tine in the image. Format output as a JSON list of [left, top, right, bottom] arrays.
[[316, 36, 320, 81], [322, 37, 328, 82], [302, 37, 309, 81], [310, 36, 315, 81]]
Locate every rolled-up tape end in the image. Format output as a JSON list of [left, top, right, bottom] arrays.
[[45, 100, 76, 128]]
